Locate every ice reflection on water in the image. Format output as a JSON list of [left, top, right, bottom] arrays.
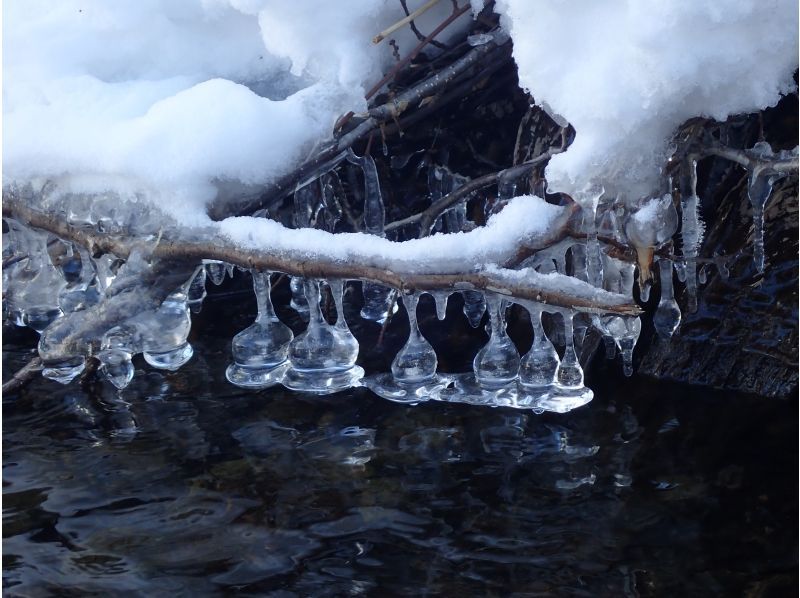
[[3, 330, 797, 596]]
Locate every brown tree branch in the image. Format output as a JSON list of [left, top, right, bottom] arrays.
[[2, 357, 43, 394], [3, 191, 640, 316]]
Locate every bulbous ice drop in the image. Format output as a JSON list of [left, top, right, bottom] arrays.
[[142, 292, 193, 371], [205, 260, 227, 286], [473, 295, 519, 388], [654, 258, 681, 339], [229, 272, 293, 373], [392, 291, 437, 384], [360, 282, 396, 323], [290, 276, 310, 319], [288, 279, 359, 372], [607, 316, 642, 377], [462, 290, 486, 328], [98, 325, 138, 390], [429, 290, 449, 321], [519, 307, 560, 388], [556, 312, 584, 388]]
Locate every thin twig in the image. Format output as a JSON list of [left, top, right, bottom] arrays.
[[399, 0, 448, 49], [374, 0, 441, 44], [2, 357, 43, 394]]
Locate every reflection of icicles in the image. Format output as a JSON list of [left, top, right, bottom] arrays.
[[653, 258, 681, 339], [462, 290, 486, 328]]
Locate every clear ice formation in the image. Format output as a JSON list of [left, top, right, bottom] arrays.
[[204, 260, 227, 286], [519, 307, 560, 389], [653, 258, 681, 339], [226, 271, 293, 389], [462, 290, 487, 328], [624, 194, 678, 302], [141, 291, 194, 371], [473, 295, 520, 388], [556, 312, 584, 389], [746, 142, 789, 273], [98, 325, 137, 390], [678, 159, 704, 313], [186, 266, 207, 314], [391, 291, 438, 385], [429, 290, 450, 321], [346, 149, 395, 323], [283, 278, 364, 394]]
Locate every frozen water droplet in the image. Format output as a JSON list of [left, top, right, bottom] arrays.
[[556, 312, 583, 388], [360, 283, 397, 323], [698, 264, 707, 284], [142, 292, 193, 371], [226, 272, 293, 388], [392, 291, 437, 384], [653, 258, 681, 339], [290, 276, 309, 319], [473, 295, 519, 388], [42, 356, 86, 385], [205, 260, 226, 285], [519, 307, 560, 388], [429, 291, 449, 321], [462, 290, 486, 328]]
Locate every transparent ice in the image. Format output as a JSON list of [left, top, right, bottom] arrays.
[[473, 295, 520, 389], [226, 271, 293, 389], [653, 258, 681, 339]]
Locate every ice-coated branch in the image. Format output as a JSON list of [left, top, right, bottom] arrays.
[[702, 142, 798, 174], [2, 357, 43, 394], [3, 190, 640, 316], [386, 149, 564, 235]]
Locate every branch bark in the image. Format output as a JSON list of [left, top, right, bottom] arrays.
[[2, 357, 43, 394], [3, 190, 640, 316]]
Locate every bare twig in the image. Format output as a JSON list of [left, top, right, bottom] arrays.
[[399, 0, 448, 49], [702, 142, 798, 173], [374, 0, 441, 44], [2, 357, 43, 394], [366, 3, 470, 100]]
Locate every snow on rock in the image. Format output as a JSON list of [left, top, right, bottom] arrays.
[[3, 1, 471, 224], [496, 0, 798, 201], [217, 195, 562, 274]]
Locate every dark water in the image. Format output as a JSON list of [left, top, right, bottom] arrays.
[[3, 288, 798, 597]]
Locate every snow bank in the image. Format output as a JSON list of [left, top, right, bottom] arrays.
[[3, 1, 470, 225], [218, 195, 562, 274], [496, 0, 798, 200]]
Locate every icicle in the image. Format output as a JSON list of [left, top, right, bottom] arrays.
[[570, 243, 588, 282], [606, 316, 641, 377], [226, 271, 293, 388], [625, 194, 678, 302], [284, 279, 363, 393], [575, 185, 605, 287], [556, 311, 583, 388], [430, 290, 449, 320], [519, 307, 560, 388], [391, 291, 438, 384], [746, 147, 785, 274], [653, 258, 681, 339], [141, 291, 194, 371], [98, 325, 137, 390], [679, 159, 704, 313], [473, 295, 520, 388], [698, 264, 708, 284], [186, 266, 207, 314], [462, 290, 486, 328], [290, 276, 309, 319], [204, 260, 227, 286]]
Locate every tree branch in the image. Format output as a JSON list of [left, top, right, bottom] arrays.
[[3, 190, 640, 316], [2, 357, 43, 394]]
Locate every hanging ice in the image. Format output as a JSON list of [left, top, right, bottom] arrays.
[[97, 325, 137, 390], [678, 159, 705, 313], [346, 149, 395, 323], [556, 312, 584, 388], [473, 295, 520, 388], [746, 142, 789, 273], [519, 307, 560, 388], [226, 271, 293, 389], [141, 291, 194, 371], [624, 194, 678, 302], [653, 258, 681, 339], [462, 290, 487, 328], [391, 291, 438, 385]]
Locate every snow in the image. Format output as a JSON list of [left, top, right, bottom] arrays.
[[3, 1, 471, 225], [218, 195, 562, 274], [496, 0, 798, 201]]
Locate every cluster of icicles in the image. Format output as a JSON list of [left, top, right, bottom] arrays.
[[2, 141, 790, 413]]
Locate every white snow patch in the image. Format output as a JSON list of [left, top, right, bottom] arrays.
[[217, 195, 562, 273], [496, 0, 798, 201]]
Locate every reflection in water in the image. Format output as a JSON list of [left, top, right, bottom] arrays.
[[3, 328, 797, 596]]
